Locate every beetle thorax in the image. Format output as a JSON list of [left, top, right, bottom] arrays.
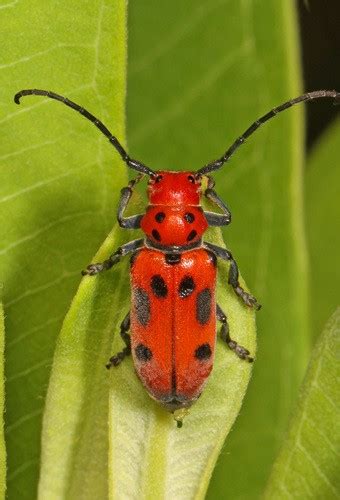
[[141, 171, 208, 246]]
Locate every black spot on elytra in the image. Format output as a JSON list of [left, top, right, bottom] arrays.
[[187, 230, 197, 242], [155, 212, 165, 223], [178, 276, 195, 298], [134, 287, 150, 326], [152, 229, 161, 241], [196, 288, 212, 325], [195, 343, 212, 360], [135, 344, 152, 362], [151, 275, 168, 298], [165, 253, 181, 265], [184, 212, 195, 223]]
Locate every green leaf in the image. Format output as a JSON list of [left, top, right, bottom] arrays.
[[306, 118, 340, 339], [0, 1, 127, 497], [127, 1, 309, 498], [0, 300, 6, 499], [38, 226, 124, 498], [264, 307, 340, 498], [38, 221, 256, 498]]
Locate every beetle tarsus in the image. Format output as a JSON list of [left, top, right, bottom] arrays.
[[227, 338, 254, 363], [106, 347, 131, 369], [82, 263, 106, 275], [221, 324, 254, 363], [234, 287, 261, 310], [217, 304, 254, 362]]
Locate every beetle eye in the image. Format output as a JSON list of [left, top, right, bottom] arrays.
[[155, 175, 163, 183], [187, 175, 195, 184]]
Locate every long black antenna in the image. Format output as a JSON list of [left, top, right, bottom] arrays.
[[14, 89, 155, 177], [197, 90, 340, 176]]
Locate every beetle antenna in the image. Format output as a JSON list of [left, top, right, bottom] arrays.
[[197, 90, 340, 175], [14, 89, 155, 177]]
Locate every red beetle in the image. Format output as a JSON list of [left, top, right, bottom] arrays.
[[15, 88, 339, 427]]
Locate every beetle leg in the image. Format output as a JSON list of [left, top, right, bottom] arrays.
[[118, 174, 144, 229], [227, 259, 261, 310], [106, 312, 131, 368], [82, 238, 144, 275], [203, 175, 232, 227], [204, 242, 261, 310], [216, 304, 253, 362]]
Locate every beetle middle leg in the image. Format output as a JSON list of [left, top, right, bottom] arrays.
[[228, 259, 261, 310], [106, 312, 131, 368], [204, 242, 261, 310], [216, 304, 253, 362], [82, 238, 144, 276]]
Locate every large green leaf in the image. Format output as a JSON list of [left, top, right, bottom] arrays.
[[39, 220, 256, 498], [0, 301, 6, 499], [264, 307, 340, 498], [127, 1, 310, 497], [306, 118, 340, 339], [38, 226, 126, 499], [0, 1, 127, 497]]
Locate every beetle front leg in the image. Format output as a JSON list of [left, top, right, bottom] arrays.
[[204, 242, 261, 310], [118, 174, 144, 229], [203, 175, 232, 227], [82, 238, 144, 276], [106, 312, 131, 368], [217, 304, 253, 362]]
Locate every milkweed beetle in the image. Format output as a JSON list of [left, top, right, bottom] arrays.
[[14, 88, 339, 427]]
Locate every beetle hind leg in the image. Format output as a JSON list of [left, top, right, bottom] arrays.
[[216, 304, 253, 362], [106, 312, 131, 369]]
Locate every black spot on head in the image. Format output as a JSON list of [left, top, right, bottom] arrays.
[[178, 276, 195, 298], [187, 175, 195, 184], [195, 343, 212, 360], [155, 174, 163, 183], [187, 230, 197, 242], [155, 212, 166, 223], [133, 287, 150, 326], [151, 275, 168, 298], [165, 253, 181, 265], [196, 288, 212, 325], [152, 229, 161, 241], [135, 343, 152, 362], [184, 212, 195, 223]]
